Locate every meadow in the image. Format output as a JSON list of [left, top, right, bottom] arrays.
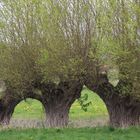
[[0, 127, 140, 140]]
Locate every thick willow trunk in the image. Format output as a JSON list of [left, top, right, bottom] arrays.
[[0, 88, 42, 125], [0, 105, 14, 125], [41, 82, 83, 128], [104, 95, 140, 128], [85, 74, 140, 128], [44, 103, 70, 128], [0, 109, 11, 125], [0, 97, 20, 125]]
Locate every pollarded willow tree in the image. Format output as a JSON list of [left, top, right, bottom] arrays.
[[36, 0, 96, 127], [0, 0, 46, 124], [0, 0, 95, 127], [85, 0, 140, 127]]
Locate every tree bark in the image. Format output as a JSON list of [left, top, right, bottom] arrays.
[[103, 92, 140, 128], [40, 81, 83, 128], [0, 94, 21, 125], [85, 74, 140, 128], [0, 81, 83, 127], [44, 102, 70, 128], [107, 99, 140, 128], [0, 88, 42, 125]]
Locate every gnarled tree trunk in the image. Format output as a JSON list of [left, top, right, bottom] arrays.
[[44, 102, 70, 128], [0, 88, 42, 125], [40, 81, 83, 128], [85, 74, 140, 128], [0, 80, 82, 128], [107, 99, 140, 128], [102, 92, 140, 128], [0, 94, 21, 125]]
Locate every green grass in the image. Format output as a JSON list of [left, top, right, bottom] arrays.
[[13, 99, 44, 119], [13, 88, 108, 119], [0, 127, 139, 140], [70, 88, 108, 119]]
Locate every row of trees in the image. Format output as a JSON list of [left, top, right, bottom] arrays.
[[0, 0, 140, 128]]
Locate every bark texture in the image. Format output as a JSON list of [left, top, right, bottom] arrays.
[[107, 98, 140, 127], [85, 74, 140, 128], [0, 81, 83, 128], [0, 93, 21, 125], [0, 88, 42, 125], [40, 81, 83, 128]]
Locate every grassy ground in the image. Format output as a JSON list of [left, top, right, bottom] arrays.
[[13, 88, 108, 120], [0, 127, 139, 140]]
